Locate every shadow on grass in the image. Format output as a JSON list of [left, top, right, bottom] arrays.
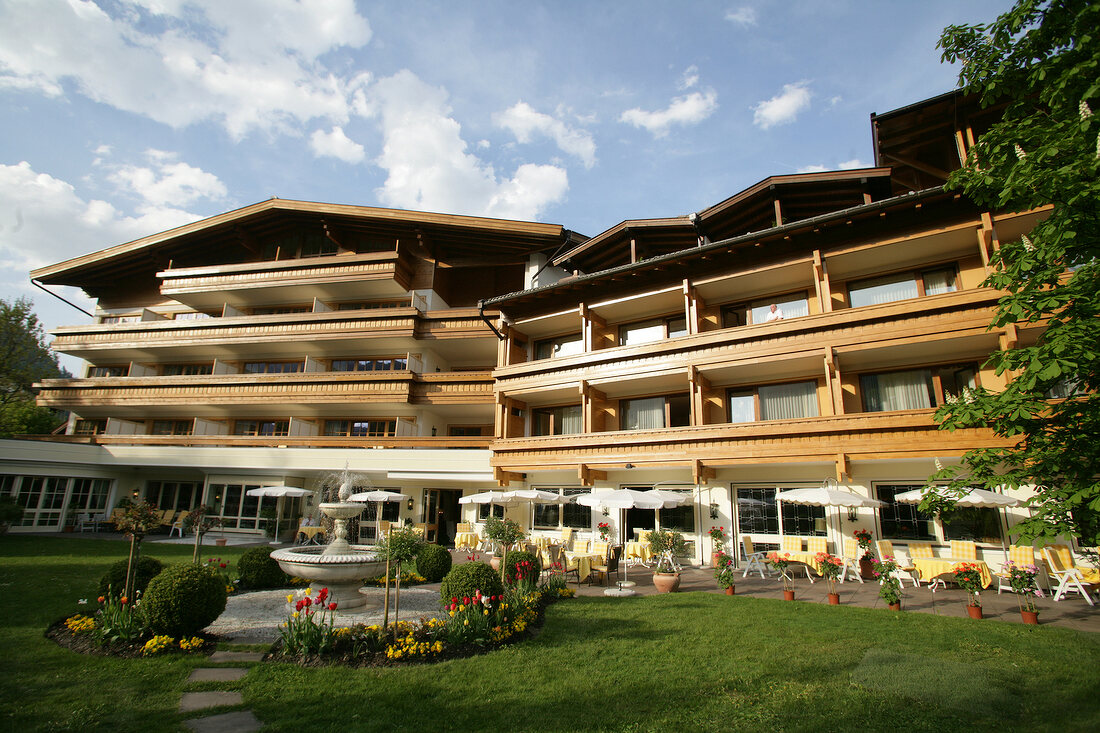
[[851, 648, 1012, 712]]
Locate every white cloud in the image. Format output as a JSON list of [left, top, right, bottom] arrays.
[[369, 71, 567, 221], [678, 65, 699, 91], [495, 102, 597, 169], [752, 81, 812, 129], [725, 7, 757, 26], [620, 89, 718, 138], [106, 150, 227, 208], [0, 0, 373, 139], [795, 158, 872, 174], [309, 126, 366, 163], [795, 164, 828, 174]]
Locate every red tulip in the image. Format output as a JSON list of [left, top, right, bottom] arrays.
[[328, 602, 337, 611]]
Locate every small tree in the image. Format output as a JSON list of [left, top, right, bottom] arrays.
[[184, 505, 221, 563], [115, 500, 162, 601], [379, 525, 424, 626], [484, 516, 526, 582]]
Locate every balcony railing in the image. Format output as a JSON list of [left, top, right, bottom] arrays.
[[18, 434, 492, 449]]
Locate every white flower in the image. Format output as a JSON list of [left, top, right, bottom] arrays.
[[1081, 100, 1092, 119], [1014, 143, 1027, 159], [1021, 234, 1035, 252], [77, 598, 88, 605]]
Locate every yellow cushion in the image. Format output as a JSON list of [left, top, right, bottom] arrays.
[[781, 536, 802, 553], [908, 542, 934, 559]]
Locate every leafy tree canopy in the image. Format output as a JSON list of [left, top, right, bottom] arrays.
[[931, 0, 1099, 544], [0, 297, 69, 437]]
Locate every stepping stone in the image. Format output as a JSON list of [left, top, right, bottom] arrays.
[[208, 651, 264, 663], [179, 691, 243, 713], [187, 667, 248, 683], [184, 710, 262, 733]]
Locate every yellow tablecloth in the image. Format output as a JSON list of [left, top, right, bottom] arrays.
[[785, 551, 824, 575], [624, 541, 652, 563], [297, 526, 326, 544], [454, 532, 480, 550], [564, 551, 600, 582], [913, 557, 993, 588]]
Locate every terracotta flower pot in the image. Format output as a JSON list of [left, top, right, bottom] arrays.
[[489, 556, 501, 572], [966, 604, 983, 620], [712, 552, 722, 568], [783, 590, 795, 601], [215, 538, 227, 547], [653, 572, 681, 593], [724, 586, 735, 596], [1021, 610, 1039, 625], [888, 602, 902, 611], [859, 557, 875, 580], [827, 592, 840, 605]]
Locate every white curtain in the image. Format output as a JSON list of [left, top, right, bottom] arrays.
[[622, 397, 665, 430], [728, 392, 756, 423], [759, 382, 819, 420], [862, 370, 933, 411], [560, 406, 583, 434], [620, 321, 664, 346], [849, 273, 919, 307], [923, 268, 957, 295]]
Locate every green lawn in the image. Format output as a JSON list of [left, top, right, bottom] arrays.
[[2, 535, 1098, 732]]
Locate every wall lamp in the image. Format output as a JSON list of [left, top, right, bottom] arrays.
[[709, 502, 719, 520], [407, 498, 414, 511]]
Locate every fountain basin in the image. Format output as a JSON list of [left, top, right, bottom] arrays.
[[270, 545, 386, 610]]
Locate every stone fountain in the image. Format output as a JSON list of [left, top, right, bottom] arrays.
[[269, 469, 385, 610]]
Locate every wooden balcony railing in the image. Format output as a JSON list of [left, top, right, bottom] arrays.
[[18, 434, 492, 449]]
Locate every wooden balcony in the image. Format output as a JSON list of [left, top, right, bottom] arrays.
[[48, 309, 495, 362], [490, 410, 1014, 475], [157, 250, 414, 308], [36, 371, 493, 410], [19, 434, 492, 449]]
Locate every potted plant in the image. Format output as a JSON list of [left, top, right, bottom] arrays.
[[873, 557, 904, 610], [714, 552, 736, 595], [815, 551, 844, 604], [0, 497, 25, 534], [597, 521, 611, 543], [853, 529, 875, 578], [484, 516, 525, 579], [648, 529, 686, 593], [767, 551, 796, 600], [953, 562, 985, 618], [1003, 560, 1042, 624], [709, 525, 728, 567]]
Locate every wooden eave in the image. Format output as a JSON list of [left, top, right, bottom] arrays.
[[31, 198, 578, 290]]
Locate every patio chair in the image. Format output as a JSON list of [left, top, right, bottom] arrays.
[[591, 545, 623, 587], [807, 537, 827, 554], [876, 540, 921, 587], [168, 510, 187, 538], [560, 527, 573, 548], [1042, 545, 1098, 605], [78, 513, 97, 532], [457, 521, 471, 533], [781, 535, 802, 554], [158, 508, 175, 527], [591, 541, 610, 561], [839, 537, 865, 584], [950, 540, 978, 560], [907, 542, 935, 559], [573, 537, 589, 553], [552, 544, 580, 584], [741, 536, 769, 579], [996, 544, 1041, 595]]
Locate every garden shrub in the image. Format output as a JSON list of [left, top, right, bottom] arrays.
[[236, 546, 290, 589], [415, 543, 453, 582], [439, 561, 503, 604], [141, 563, 227, 637], [500, 550, 541, 584], [97, 556, 164, 596]]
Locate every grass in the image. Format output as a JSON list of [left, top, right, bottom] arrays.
[[2, 535, 1099, 732]]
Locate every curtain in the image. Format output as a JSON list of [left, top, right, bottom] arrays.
[[620, 320, 664, 346], [849, 273, 919, 307], [622, 397, 665, 430], [559, 406, 583, 434], [861, 370, 933, 412], [728, 392, 755, 423], [759, 382, 819, 420], [923, 268, 957, 295]]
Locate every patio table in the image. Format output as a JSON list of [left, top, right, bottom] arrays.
[[454, 532, 480, 550], [912, 557, 993, 588], [624, 541, 653, 564], [297, 526, 326, 545], [564, 551, 601, 582], [784, 552, 824, 575]]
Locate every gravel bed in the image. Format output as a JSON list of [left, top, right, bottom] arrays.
[[204, 586, 445, 644]]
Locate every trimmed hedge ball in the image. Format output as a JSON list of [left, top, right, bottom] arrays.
[[500, 550, 541, 583], [415, 543, 453, 582], [236, 546, 290, 589], [97, 556, 164, 597], [439, 561, 503, 604], [141, 563, 227, 637]]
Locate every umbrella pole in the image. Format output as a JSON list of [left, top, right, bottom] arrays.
[[383, 552, 391, 627]]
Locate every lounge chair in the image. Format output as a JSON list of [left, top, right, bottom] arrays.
[[1042, 545, 1098, 605], [996, 544, 1040, 595], [875, 540, 921, 587], [741, 536, 769, 579], [839, 537, 865, 584]]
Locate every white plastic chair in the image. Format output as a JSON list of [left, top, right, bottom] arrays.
[[839, 537, 865, 584], [1042, 545, 1097, 605], [741, 536, 769, 579]]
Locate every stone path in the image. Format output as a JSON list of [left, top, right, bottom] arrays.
[[180, 651, 264, 732]]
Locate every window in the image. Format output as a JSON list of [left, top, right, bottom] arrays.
[[336, 300, 409, 310], [88, 366, 127, 378], [99, 315, 140, 324], [848, 266, 957, 308], [233, 420, 289, 436], [143, 480, 198, 512], [260, 231, 335, 260], [299, 232, 337, 258], [323, 419, 396, 437], [722, 291, 809, 328], [532, 405, 582, 436], [618, 315, 688, 346], [243, 361, 302, 374], [727, 381, 820, 423], [1045, 376, 1085, 399], [533, 487, 591, 529], [534, 333, 583, 360], [206, 482, 266, 530], [150, 420, 193, 436], [860, 364, 978, 413], [876, 484, 1002, 544], [162, 363, 213, 376], [478, 503, 505, 520], [172, 311, 214, 321], [69, 478, 111, 513], [735, 486, 825, 538], [448, 426, 488, 436], [331, 358, 408, 372], [73, 419, 107, 435], [620, 394, 690, 431], [251, 305, 311, 315]]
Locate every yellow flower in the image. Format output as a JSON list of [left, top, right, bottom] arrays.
[[286, 594, 294, 603], [293, 611, 300, 618]]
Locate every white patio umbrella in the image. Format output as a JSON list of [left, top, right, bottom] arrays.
[[892, 486, 1020, 555], [576, 488, 691, 596], [775, 487, 887, 509], [347, 490, 409, 543], [245, 486, 312, 544]]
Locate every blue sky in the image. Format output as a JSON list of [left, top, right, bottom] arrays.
[[0, 0, 1012, 357]]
